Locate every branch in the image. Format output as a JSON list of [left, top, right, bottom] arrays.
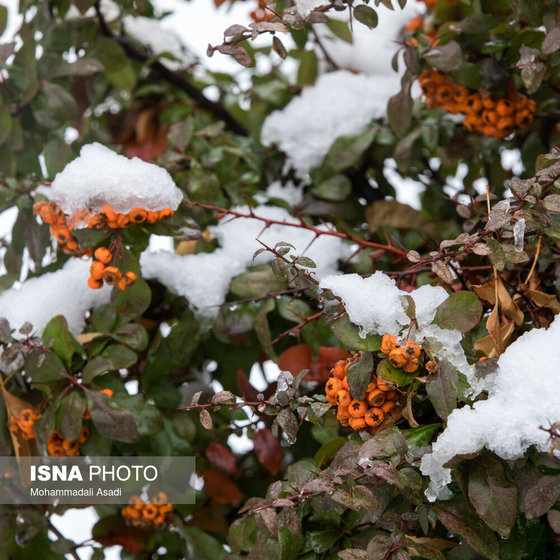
[[186, 201, 409, 258], [93, 3, 248, 137], [47, 518, 81, 560]]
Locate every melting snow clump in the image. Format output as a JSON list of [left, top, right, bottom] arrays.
[[142, 205, 351, 317], [0, 259, 111, 335], [421, 314, 560, 501], [295, 0, 326, 16], [51, 143, 183, 217], [261, 71, 387, 176]]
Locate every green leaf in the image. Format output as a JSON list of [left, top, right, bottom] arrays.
[[346, 352, 373, 400], [87, 391, 138, 443], [543, 194, 560, 213], [0, 5, 7, 36], [467, 455, 517, 538], [33, 83, 79, 128], [425, 360, 458, 420], [114, 394, 163, 437], [58, 391, 86, 442], [324, 127, 376, 172], [276, 408, 299, 444], [82, 345, 137, 383], [24, 349, 68, 384], [0, 107, 12, 146], [111, 323, 148, 351], [326, 19, 353, 43], [377, 358, 417, 387], [142, 309, 200, 385], [43, 315, 79, 370], [401, 424, 440, 448], [307, 530, 341, 553], [432, 498, 500, 560], [111, 277, 151, 318], [44, 138, 74, 176], [330, 314, 381, 352], [53, 58, 104, 77], [279, 524, 303, 560], [388, 89, 412, 138], [297, 50, 318, 87], [354, 5, 378, 29], [314, 436, 346, 467], [433, 291, 482, 333], [311, 174, 352, 201], [486, 237, 506, 271], [424, 40, 463, 72], [176, 525, 227, 559]]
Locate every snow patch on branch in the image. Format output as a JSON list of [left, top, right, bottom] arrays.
[[141, 205, 351, 317], [51, 143, 183, 217], [421, 315, 560, 501], [261, 71, 388, 175], [0, 259, 111, 335]]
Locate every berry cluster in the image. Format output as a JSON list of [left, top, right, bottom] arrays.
[[121, 492, 173, 527], [33, 201, 91, 257], [8, 408, 41, 440], [250, 0, 274, 23], [325, 354, 400, 432], [88, 247, 137, 291], [419, 69, 537, 138], [47, 427, 89, 457], [34, 201, 173, 291]]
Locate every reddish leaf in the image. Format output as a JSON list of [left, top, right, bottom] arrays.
[[92, 515, 151, 553], [278, 344, 350, 383], [253, 428, 282, 475], [206, 442, 237, 473], [237, 369, 260, 402], [203, 468, 243, 504]]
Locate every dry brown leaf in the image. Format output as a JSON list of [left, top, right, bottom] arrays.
[[472, 280, 524, 326], [175, 240, 197, 256], [524, 288, 560, 314], [75, 332, 105, 344], [1, 386, 39, 485]]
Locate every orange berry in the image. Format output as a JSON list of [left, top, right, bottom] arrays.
[[129, 208, 147, 223], [341, 377, 349, 391], [349, 417, 366, 431], [102, 204, 117, 222], [381, 334, 397, 354], [364, 408, 384, 427], [157, 208, 174, 220], [88, 276, 103, 290], [336, 406, 350, 422], [377, 378, 392, 392], [66, 240, 78, 251], [33, 201, 47, 215], [336, 390, 351, 408], [331, 361, 346, 380], [403, 358, 419, 373], [118, 271, 137, 290], [367, 389, 386, 407], [86, 214, 106, 229], [90, 261, 105, 280], [389, 348, 408, 368], [146, 211, 158, 224], [102, 266, 121, 286], [143, 504, 158, 520], [348, 399, 367, 418], [117, 213, 130, 228], [426, 360, 438, 373], [94, 247, 112, 264], [325, 377, 342, 397], [365, 381, 377, 392], [405, 340, 421, 359], [385, 390, 400, 402], [381, 401, 396, 414], [100, 388, 113, 397]]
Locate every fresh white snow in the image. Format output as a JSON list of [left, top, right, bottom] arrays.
[[0, 258, 111, 335], [142, 204, 351, 317], [421, 314, 560, 501], [51, 143, 183, 217], [261, 71, 389, 175]]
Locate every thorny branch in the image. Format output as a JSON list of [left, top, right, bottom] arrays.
[[185, 200, 410, 258]]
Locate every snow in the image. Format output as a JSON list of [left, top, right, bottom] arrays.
[[317, 2, 423, 76], [421, 315, 560, 501], [0, 259, 111, 336], [51, 143, 183, 217], [141, 204, 351, 317], [319, 272, 473, 382], [295, 0, 326, 17], [122, 15, 196, 69], [256, 181, 304, 207], [261, 71, 390, 175]]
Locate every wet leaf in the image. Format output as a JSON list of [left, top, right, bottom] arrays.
[[425, 360, 458, 420], [253, 428, 282, 474], [346, 352, 373, 400], [433, 291, 482, 333], [206, 442, 237, 472]]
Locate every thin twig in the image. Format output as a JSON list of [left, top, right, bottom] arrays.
[[524, 235, 542, 286], [93, 3, 248, 137], [48, 518, 81, 560]]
